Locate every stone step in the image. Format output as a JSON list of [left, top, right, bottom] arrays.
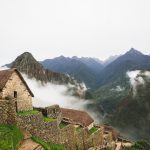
[[19, 139, 43, 150], [34, 145, 44, 150]]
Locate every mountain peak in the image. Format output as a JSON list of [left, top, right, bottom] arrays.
[[126, 48, 143, 56], [21, 51, 33, 57], [10, 52, 44, 76], [7, 52, 78, 86]]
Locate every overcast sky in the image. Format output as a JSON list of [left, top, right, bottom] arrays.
[[0, 0, 150, 65]]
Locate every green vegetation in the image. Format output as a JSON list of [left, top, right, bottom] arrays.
[[43, 117, 56, 122], [124, 141, 150, 150], [0, 124, 23, 150], [17, 110, 39, 116], [76, 126, 82, 132], [89, 127, 98, 134], [59, 122, 68, 129], [31, 136, 66, 150], [112, 73, 150, 141]]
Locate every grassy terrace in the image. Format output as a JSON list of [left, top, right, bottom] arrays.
[[59, 122, 68, 129], [89, 127, 98, 134], [17, 110, 39, 116], [32, 136, 66, 150], [43, 117, 57, 122], [0, 124, 23, 150]]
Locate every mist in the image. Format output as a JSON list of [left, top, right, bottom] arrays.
[[22, 74, 101, 123], [111, 85, 125, 92], [127, 70, 150, 96]]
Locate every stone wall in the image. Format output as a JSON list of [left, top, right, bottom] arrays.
[[46, 105, 61, 119], [17, 110, 108, 150], [36, 105, 62, 124], [2, 72, 33, 111], [74, 127, 104, 150], [60, 124, 76, 150], [85, 128, 104, 149], [60, 125, 105, 150], [0, 99, 17, 124], [17, 112, 105, 150], [17, 112, 60, 143], [75, 127, 90, 149]]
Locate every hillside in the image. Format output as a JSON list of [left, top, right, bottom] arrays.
[[41, 56, 103, 88], [111, 70, 150, 141], [103, 55, 120, 67], [94, 48, 150, 113]]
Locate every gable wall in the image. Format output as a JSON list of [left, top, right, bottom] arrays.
[[2, 72, 33, 111]]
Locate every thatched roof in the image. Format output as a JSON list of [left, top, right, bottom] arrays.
[[61, 108, 94, 127], [0, 68, 34, 97]]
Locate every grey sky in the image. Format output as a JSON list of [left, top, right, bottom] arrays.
[[0, 0, 150, 65]]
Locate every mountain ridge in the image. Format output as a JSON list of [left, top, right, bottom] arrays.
[[5, 52, 86, 98], [41, 56, 104, 88], [94, 48, 150, 114]]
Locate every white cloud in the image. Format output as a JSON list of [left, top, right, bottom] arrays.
[[111, 85, 125, 92], [22, 74, 101, 123], [126, 70, 150, 96]]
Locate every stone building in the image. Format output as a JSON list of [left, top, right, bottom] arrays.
[[36, 105, 94, 129], [0, 68, 34, 112], [61, 108, 94, 129], [36, 104, 62, 124]]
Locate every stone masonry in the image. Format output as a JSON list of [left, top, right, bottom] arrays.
[[1, 70, 33, 112]]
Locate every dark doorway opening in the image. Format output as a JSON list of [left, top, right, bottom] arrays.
[[14, 91, 17, 98]]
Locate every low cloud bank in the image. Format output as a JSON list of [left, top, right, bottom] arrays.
[[127, 70, 150, 96], [22, 74, 101, 123]]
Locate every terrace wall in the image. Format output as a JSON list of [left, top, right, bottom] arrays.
[[17, 112, 105, 150], [85, 128, 104, 149], [0, 99, 17, 124], [60, 124, 76, 150], [17, 112, 60, 143]]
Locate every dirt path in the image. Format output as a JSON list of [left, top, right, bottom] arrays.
[[18, 130, 44, 150], [18, 139, 44, 150], [115, 142, 122, 150]]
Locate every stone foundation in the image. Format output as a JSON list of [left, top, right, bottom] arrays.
[[17, 112, 60, 143], [0, 99, 17, 124]]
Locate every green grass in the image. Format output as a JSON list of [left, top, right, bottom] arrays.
[[89, 127, 98, 134], [59, 122, 68, 129], [76, 126, 82, 132], [0, 124, 23, 150], [17, 110, 39, 116], [43, 117, 57, 122], [31, 136, 66, 150]]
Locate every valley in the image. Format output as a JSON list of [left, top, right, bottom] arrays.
[[2, 48, 150, 149]]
